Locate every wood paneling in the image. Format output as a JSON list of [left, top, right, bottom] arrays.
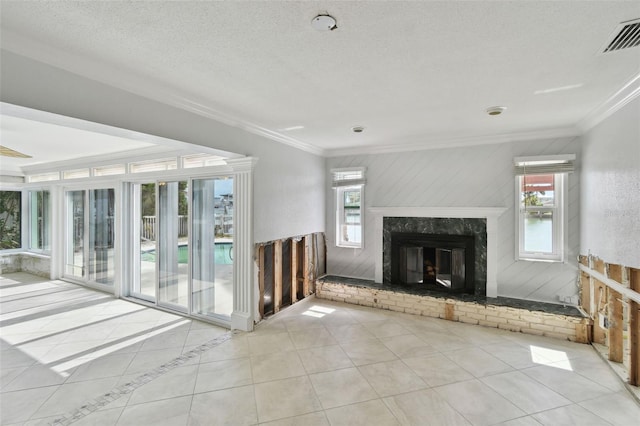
[[326, 137, 582, 303]]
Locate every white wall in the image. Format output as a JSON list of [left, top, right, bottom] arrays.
[[0, 50, 325, 243], [581, 97, 640, 268], [327, 137, 582, 304]]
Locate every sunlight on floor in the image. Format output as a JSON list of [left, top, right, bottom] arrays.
[[530, 345, 573, 371], [302, 305, 336, 318]]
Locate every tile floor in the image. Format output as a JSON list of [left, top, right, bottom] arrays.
[[1, 272, 640, 425]]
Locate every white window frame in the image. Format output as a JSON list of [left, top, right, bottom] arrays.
[[514, 155, 573, 263], [27, 189, 51, 254], [516, 173, 567, 262], [336, 185, 364, 248], [332, 168, 365, 249]]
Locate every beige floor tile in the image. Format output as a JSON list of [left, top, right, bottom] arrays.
[[31, 377, 120, 419], [117, 395, 192, 426], [578, 391, 640, 426], [247, 332, 295, 355], [403, 353, 474, 387], [444, 347, 513, 378], [254, 376, 322, 423], [522, 365, 615, 403], [189, 385, 257, 426], [0, 386, 59, 424], [194, 357, 252, 393], [380, 334, 438, 358], [326, 324, 376, 343], [309, 367, 377, 409], [481, 371, 571, 414], [436, 379, 526, 426], [251, 350, 305, 383], [383, 388, 471, 426], [358, 360, 428, 397], [258, 411, 329, 426], [340, 338, 398, 366], [298, 345, 354, 374], [127, 364, 198, 406], [289, 327, 337, 350], [325, 399, 399, 426], [532, 404, 612, 426]]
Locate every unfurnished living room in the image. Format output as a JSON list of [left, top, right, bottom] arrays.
[[1, 1, 639, 425]]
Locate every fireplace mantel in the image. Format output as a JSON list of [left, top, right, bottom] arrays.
[[369, 207, 507, 298]]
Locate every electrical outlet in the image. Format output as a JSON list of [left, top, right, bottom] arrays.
[[598, 313, 609, 329]]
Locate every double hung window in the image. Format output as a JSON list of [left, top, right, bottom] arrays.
[[515, 155, 574, 262], [332, 168, 365, 248]]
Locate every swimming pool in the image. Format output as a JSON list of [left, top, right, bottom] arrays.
[[141, 242, 233, 265]]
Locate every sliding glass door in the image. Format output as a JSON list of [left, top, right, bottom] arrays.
[[130, 177, 233, 321], [192, 177, 234, 318], [158, 181, 189, 311], [65, 188, 115, 288]]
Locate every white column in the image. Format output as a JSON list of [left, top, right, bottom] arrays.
[[231, 168, 254, 331]]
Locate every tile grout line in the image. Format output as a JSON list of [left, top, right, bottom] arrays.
[[48, 331, 233, 426]]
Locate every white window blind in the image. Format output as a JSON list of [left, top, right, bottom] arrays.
[[331, 168, 366, 187], [514, 154, 575, 175]]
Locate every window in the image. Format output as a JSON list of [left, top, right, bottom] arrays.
[[29, 190, 50, 252], [514, 155, 573, 262], [0, 190, 22, 249], [332, 168, 365, 248]]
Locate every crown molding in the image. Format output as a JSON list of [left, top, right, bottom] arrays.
[[325, 126, 581, 157], [576, 72, 640, 133], [1, 32, 326, 157]]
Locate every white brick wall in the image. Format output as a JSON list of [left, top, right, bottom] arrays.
[[316, 281, 590, 343]]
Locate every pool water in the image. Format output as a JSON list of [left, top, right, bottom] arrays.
[[141, 243, 233, 264]]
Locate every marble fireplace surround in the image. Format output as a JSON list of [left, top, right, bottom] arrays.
[[370, 207, 507, 298]]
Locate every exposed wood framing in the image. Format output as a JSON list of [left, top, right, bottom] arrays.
[[631, 268, 640, 386], [274, 240, 283, 313], [291, 240, 298, 305], [609, 288, 623, 363], [580, 255, 640, 388], [258, 245, 265, 318], [256, 232, 326, 319], [303, 235, 311, 297]]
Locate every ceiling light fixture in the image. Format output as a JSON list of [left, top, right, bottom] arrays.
[[486, 106, 507, 116], [352, 126, 364, 133], [312, 14, 337, 31]]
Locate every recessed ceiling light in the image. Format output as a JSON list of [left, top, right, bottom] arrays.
[[312, 14, 337, 31], [486, 106, 507, 116], [352, 126, 365, 133]]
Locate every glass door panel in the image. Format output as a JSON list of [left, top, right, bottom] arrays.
[[65, 190, 85, 278], [192, 177, 234, 318], [88, 189, 115, 285], [133, 183, 157, 300], [158, 181, 189, 310]]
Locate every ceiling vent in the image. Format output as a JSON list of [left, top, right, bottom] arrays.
[[602, 18, 640, 53]]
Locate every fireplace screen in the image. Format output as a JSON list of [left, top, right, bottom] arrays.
[[399, 246, 465, 289], [390, 232, 475, 294]]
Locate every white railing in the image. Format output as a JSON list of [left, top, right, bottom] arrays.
[[141, 215, 233, 240]]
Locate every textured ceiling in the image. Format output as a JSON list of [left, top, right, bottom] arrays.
[[1, 1, 639, 156]]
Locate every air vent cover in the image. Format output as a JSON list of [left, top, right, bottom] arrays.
[[603, 18, 640, 53]]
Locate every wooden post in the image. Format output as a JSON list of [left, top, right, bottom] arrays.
[[303, 235, 311, 297], [580, 271, 591, 314], [274, 240, 283, 313], [291, 240, 298, 304], [593, 280, 607, 345], [258, 245, 265, 318], [609, 288, 623, 363], [630, 268, 640, 386]]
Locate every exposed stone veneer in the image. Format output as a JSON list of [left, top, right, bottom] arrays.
[[317, 280, 591, 343]]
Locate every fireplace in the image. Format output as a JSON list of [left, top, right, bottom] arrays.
[[391, 232, 475, 293]]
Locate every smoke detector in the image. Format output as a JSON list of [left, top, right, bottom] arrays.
[[312, 14, 337, 31], [486, 106, 507, 116]]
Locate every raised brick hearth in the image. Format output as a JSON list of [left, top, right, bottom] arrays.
[[316, 276, 591, 343]]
